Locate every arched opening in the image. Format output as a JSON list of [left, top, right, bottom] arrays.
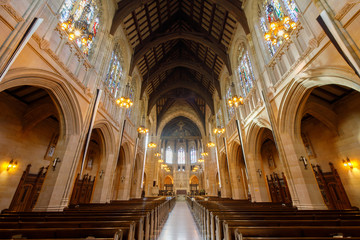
[[130, 154, 143, 199], [0, 85, 60, 211], [112, 145, 131, 200], [229, 143, 248, 200], [259, 128, 291, 204], [70, 128, 105, 205], [299, 84, 360, 209], [216, 172, 221, 197], [189, 175, 199, 195], [219, 153, 232, 198], [163, 175, 174, 195]]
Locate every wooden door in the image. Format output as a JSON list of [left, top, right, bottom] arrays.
[[8, 164, 48, 212]]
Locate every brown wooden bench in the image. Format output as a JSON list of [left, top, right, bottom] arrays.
[[0, 226, 129, 239]]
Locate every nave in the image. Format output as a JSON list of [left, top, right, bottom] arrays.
[[158, 200, 201, 240], [1, 0, 360, 239], [1, 196, 360, 239]]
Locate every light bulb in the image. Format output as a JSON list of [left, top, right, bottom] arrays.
[[74, 30, 81, 37]]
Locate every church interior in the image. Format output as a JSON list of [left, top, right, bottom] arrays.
[[0, 0, 360, 239]]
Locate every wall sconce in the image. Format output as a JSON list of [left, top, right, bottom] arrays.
[[343, 157, 353, 169], [99, 170, 104, 179], [256, 169, 262, 177], [52, 157, 61, 171], [7, 159, 17, 171], [299, 156, 308, 169]]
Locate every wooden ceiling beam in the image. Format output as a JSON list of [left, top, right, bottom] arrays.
[[110, 0, 249, 35], [129, 30, 231, 76], [141, 58, 221, 98], [147, 70, 215, 115], [157, 98, 176, 122]]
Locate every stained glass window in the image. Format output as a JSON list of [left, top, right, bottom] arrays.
[[190, 147, 197, 164], [59, 0, 100, 56], [105, 46, 123, 98], [259, 0, 299, 56], [178, 147, 185, 164], [238, 49, 255, 97], [226, 87, 235, 119], [166, 146, 173, 164], [126, 86, 134, 118]]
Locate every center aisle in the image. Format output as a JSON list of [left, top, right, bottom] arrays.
[[158, 200, 201, 240]]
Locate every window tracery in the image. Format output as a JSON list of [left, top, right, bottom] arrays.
[[259, 0, 299, 56], [105, 45, 123, 98], [190, 147, 197, 164], [238, 47, 255, 97], [126, 85, 135, 119], [178, 147, 185, 164], [226, 86, 235, 119], [59, 0, 100, 56], [166, 146, 173, 164]]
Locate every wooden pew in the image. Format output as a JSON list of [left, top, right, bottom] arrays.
[[187, 197, 360, 240], [231, 226, 360, 240], [0, 197, 175, 240], [0, 226, 128, 239]]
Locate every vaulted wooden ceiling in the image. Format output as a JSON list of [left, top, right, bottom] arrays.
[[112, 0, 248, 128]]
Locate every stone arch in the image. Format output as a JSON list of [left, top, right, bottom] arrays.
[[130, 153, 144, 198], [112, 141, 133, 200], [164, 175, 173, 185], [219, 152, 232, 198], [228, 141, 249, 200], [246, 118, 271, 157], [1, 69, 82, 138], [93, 120, 116, 163], [157, 108, 206, 137], [0, 68, 83, 210], [278, 67, 360, 137], [189, 175, 199, 185]]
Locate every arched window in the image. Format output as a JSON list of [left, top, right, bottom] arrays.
[[259, 0, 299, 56], [226, 86, 235, 119], [166, 146, 173, 164], [190, 147, 197, 164], [59, 0, 101, 56], [178, 147, 185, 164], [238, 48, 255, 97], [105, 45, 123, 98]]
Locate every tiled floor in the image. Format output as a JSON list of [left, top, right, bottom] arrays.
[[158, 201, 201, 240]]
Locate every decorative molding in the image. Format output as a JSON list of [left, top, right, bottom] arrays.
[[334, 3, 356, 21], [0, 0, 11, 4], [1, 3, 23, 23]]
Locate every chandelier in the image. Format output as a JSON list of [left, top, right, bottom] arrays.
[[137, 126, 149, 134], [201, 152, 208, 157], [214, 127, 225, 135], [116, 83, 133, 108], [228, 96, 244, 107], [158, 159, 164, 163], [207, 142, 215, 148], [154, 152, 161, 157], [148, 142, 157, 148], [137, 116, 148, 134], [264, 15, 297, 46], [228, 82, 244, 108], [59, 1, 96, 44], [198, 158, 205, 163]]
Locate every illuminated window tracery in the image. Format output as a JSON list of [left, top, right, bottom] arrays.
[[59, 0, 100, 56]]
